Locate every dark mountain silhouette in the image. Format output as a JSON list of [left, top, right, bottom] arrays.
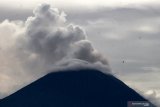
[[0, 69, 155, 107]]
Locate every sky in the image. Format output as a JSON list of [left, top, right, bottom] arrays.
[[0, 0, 160, 106], [1, 0, 160, 9]]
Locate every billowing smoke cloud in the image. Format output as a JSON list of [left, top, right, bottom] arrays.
[[0, 3, 109, 98]]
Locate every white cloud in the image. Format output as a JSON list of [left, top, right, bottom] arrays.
[[142, 67, 160, 72], [136, 25, 158, 33], [144, 90, 160, 107]]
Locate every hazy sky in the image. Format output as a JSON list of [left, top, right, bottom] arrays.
[[0, 0, 160, 106], [1, 0, 160, 9]]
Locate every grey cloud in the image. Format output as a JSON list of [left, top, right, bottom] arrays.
[[20, 3, 108, 66], [78, 6, 160, 73], [0, 7, 32, 22], [67, 6, 160, 25], [68, 5, 160, 106], [73, 40, 108, 65]]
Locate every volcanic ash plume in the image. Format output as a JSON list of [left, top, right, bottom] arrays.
[[0, 3, 109, 98]]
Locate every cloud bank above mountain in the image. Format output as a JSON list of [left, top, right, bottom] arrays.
[[0, 3, 109, 98]]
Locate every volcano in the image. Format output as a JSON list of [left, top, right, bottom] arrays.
[[0, 69, 155, 107]]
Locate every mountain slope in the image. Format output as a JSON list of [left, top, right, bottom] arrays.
[[0, 69, 155, 107]]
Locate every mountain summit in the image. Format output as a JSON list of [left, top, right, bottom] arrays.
[[0, 69, 155, 107]]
